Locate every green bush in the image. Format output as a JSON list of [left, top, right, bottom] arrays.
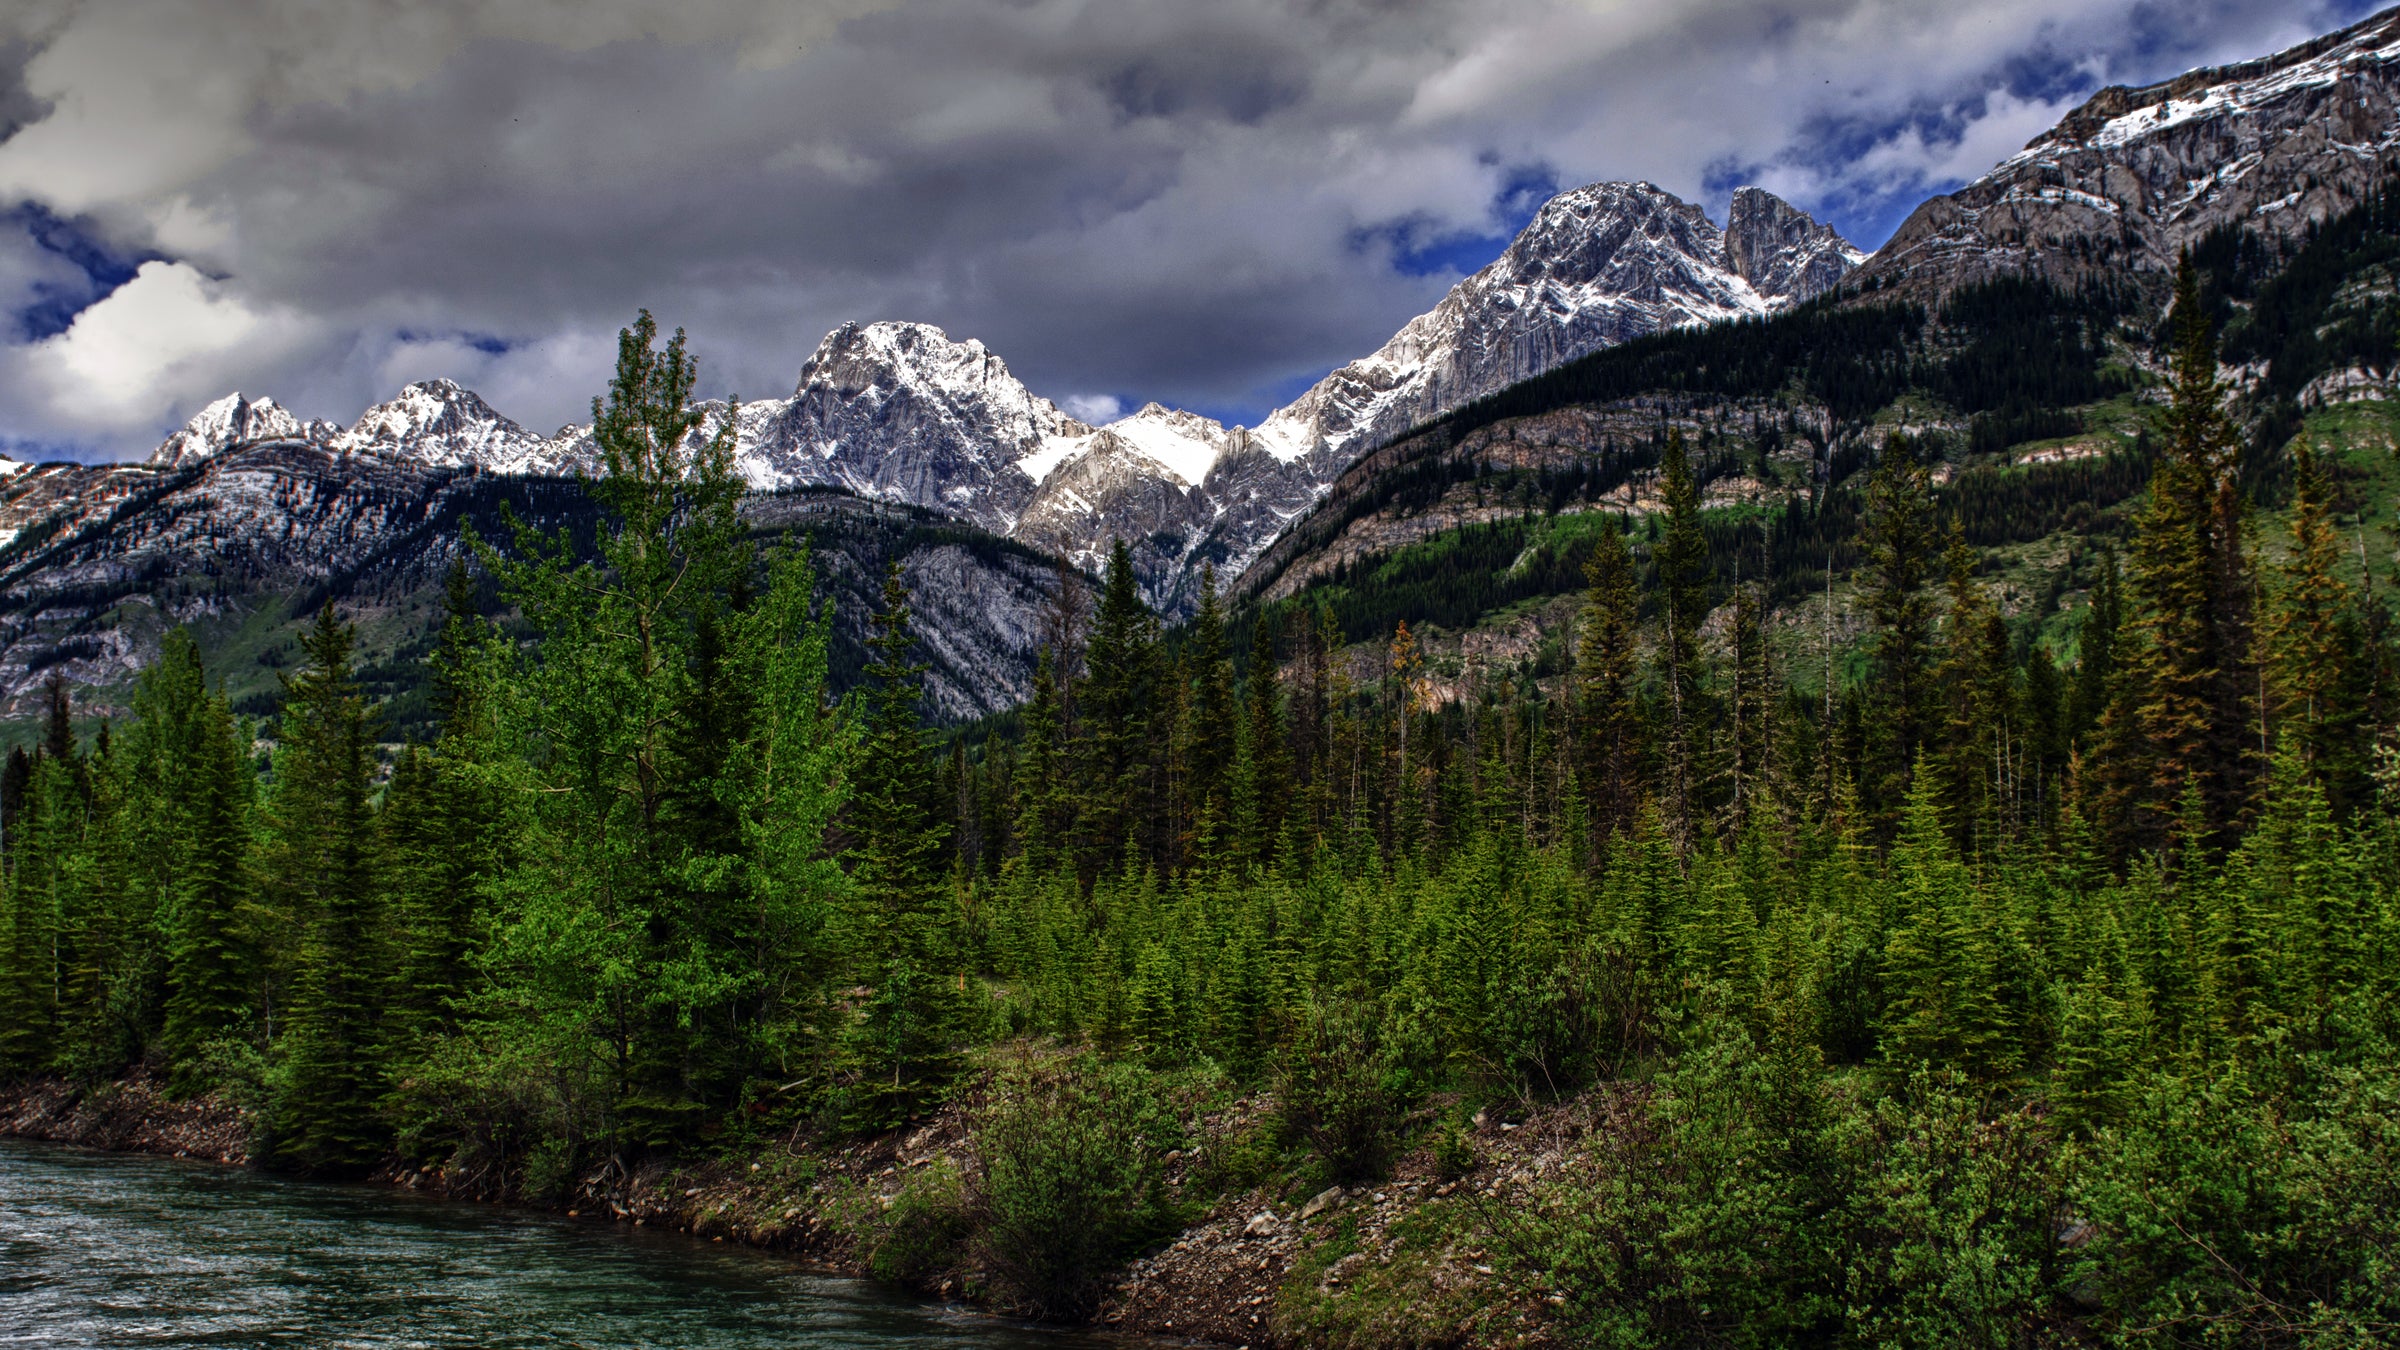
[[966, 1054, 1184, 1320], [2068, 1028, 2400, 1347], [1276, 998, 1410, 1183], [519, 1136, 578, 1204], [869, 1163, 974, 1286], [1432, 1119, 1476, 1181]]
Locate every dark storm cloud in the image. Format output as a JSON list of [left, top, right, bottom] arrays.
[[0, 0, 2378, 458]]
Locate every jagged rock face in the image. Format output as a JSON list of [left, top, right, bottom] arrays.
[[0, 447, 1062, 723], [337, 379, 567, 474], [738, 321, 1081, 532], [150, 393, 308, 467], [1247, 181, 1855, 470], [115, 183, 1856, 621], [1724, 186, 1869, 304], [1859, 6, 2400, 296]]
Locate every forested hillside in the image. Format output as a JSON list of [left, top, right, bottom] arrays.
[[3, 233, 2397, 1348]]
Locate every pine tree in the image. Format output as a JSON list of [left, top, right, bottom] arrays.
[[2070, 550, 2123, 745], [1656, 429, 1709, 852], [2126, 255, 2256, 847], [2264, 439, 2357, 784], [1877, 766, 2004, 1075], [126, 632, 256, 1094], [1579, 518, 1642, 852], [263, 602, 386, 1173], [377, 563, 510, 1054], [1078, 542, 1163, 875], [1389, 621, 1430, 853], [847, 563, 962, 1122], [1013, 647, 1065, 872], [1185, 565, 1236, 865], [1862, 437, 1940, 821], [477, 311, 846, 1151], [1238, 615, 1289, 871]]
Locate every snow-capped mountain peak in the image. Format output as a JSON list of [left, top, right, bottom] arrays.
[[334, 379, 557, 472], [1097, 404, 1234, 487], [1724, 186, 1868, 304], [1248, 180, 1858, 468], [130, 180, 1857, 611], [151, 393, 305, 468]]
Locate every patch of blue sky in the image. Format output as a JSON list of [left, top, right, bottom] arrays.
[[5, 204, 155, 341], [1352, 161, 1561, 280]]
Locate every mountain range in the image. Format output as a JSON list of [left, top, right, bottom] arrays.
[[4, 3, 2397, 723], [91, 176, 1860, 611]]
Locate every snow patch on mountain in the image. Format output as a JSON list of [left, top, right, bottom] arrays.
[[136, 181, 1856, 611], [1863, 5, 2400, 294], [151, 393, 306, 468], [1246, 181, 1855, 469], [1099, 404, 1235, 486], [333, 379, 563, 473]]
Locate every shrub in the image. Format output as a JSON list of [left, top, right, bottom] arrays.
[[869, 1163, 974, 1286], [1276, 997, 1410, 1183], [966, 1054, 1183, 1319], [1433, 1118, 1476, 1181], [519, 1137, 578, 1204], [2069, 1032, 2400, 1347]]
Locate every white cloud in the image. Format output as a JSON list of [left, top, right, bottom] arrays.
[[12, 259, 312, 443], [1061, 393, 1124, 423], [0, 0, 2376, 457]]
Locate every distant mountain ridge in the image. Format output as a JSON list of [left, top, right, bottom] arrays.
[[1860, 3, 2400, 295], [132, 181, 1857, 613]]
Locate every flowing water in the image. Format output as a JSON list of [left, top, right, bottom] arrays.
[[0, 1139, 1093, 1349]]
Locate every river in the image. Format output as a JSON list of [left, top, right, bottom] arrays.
[[0, 1139, 1092, 1349]]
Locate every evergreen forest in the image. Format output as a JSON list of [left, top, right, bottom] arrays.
[[4, 256, 2399, 1349]]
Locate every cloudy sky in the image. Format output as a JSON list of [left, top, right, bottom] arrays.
[[0, 0, 2377, 459]]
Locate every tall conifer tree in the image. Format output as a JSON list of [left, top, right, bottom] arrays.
[[1656, 430, 1708, 852], [263, 602, 385, 1173], [1579, 519, 1642, 850]]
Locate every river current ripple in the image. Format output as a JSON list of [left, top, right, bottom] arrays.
[[0, 1139, 1085, 1349]]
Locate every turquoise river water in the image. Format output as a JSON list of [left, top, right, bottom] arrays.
[[0, 1139, 1099, 1349]]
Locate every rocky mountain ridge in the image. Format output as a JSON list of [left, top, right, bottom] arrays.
[[134, 181, 1857, 613], [1860, 3, 2400, 295]]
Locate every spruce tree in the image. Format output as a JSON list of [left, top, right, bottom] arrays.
[[1013, 647, 1064, 872], [1239, 615, 1289, 871], [128, 632, 256, 1094], [1656, 429, 1709, 852], [2070, 550, 2123, 745], [263, 602, 386, 1173], [478, 311, 847, 1152], [1579, 518, 1641, 851], [1078, 542, 1163, 875], [1878, 766, 2003, 1075], [2126, 255, 2256, 847], [2264, 440, 2357, 786], [847, 563, 962, 1121], [1185, 566, 1236, 865], [1861, 437, 1940, 820]]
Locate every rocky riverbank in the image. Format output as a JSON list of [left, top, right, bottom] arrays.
[[0, 1073, 1580, 1348], [0, 1076, 250, 1165]]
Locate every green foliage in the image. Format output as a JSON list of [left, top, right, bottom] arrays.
[[8, 269, 2398, 1342], [2069, 1021, 2400, 1347], [964, 1054, 1184, 1319], [867, 1162, 975, 1286], [260, 602, 388, 1174], [1276, 996, 1410, 1184]]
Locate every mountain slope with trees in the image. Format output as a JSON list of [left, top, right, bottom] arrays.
[[3, 267, 2395, 1341]]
